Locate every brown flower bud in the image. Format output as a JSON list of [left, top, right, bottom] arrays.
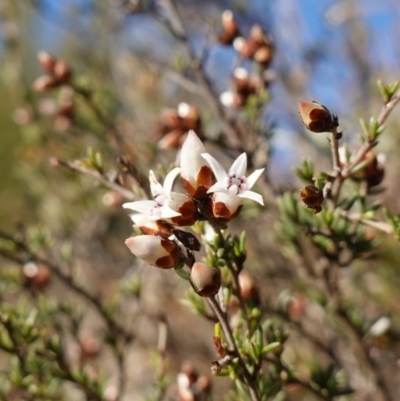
[[300, 185, 324, 214], [23, 262, 51, 289], [37, 51, 56, 73], [354, 150, 385, 188], [218, 10, 239, 45], [53, 59, 71, 83], [32, 75, 57, 92], [190, 262, 221, 297], [78, 332, 101, 358], [298, 101, 338, 133], [254, 45, 273, 66], [238, 271, 259, 303]]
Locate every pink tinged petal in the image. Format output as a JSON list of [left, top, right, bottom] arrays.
[[149, 171, 163, 197], [123, 200, 157, 214], [201, 153, 227, 182], [180, 130, 207, 185], [246, 168, 265, 189], [238, 190, 264, 205], [163, 167, 181, 198], [230, 153, 247, 176], [228, 185, 239, 195], [207, 181, 229, 194]]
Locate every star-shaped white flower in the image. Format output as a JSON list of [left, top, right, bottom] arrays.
[[201, 153, 264, 205], [123, 168, 182, 220]]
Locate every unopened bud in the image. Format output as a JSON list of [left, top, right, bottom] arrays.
[[125, 235, 183, 269], [37, 51, 55, 73], [221, 10, 238, 36], [53, 59, 71, 83], [238, 271, 259, 303], [298, 101, 338, 133], [254, 45, 273, 66], [78, 332, 101, 358], [23, 262, 51, 289], [300, 185, 324, 214], [190, 262, 221, 297], [32, 75, 57, 92]]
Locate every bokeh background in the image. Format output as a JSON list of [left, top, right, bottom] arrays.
[[1, 0, 400, 400]]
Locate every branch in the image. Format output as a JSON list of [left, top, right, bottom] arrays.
[[52, 157, 136, 201], [0, 235, 133, 343], [207, 297, 260, 401]]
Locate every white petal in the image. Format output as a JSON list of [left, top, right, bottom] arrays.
[[180, 130, 207, 185], [230, 153, 247, 176], [207, 182, 228, 194], [125, 236, 169, 263], [163, 167, 181, 197], [149, 170, 163, 197], [246, 168, 264, 189], [213, 192, 243, 214], [160, 205, 182, 218], [123, 200, 156, 214], [201, 153, 227, 182], [167, 191, 190, 211], [238, 190, 264, 205]]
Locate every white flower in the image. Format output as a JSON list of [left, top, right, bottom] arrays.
[[201, 152, 264, 205], [123, 168, 182, 220], [179, 130, 214, 198], [125, 235, 182, 269]]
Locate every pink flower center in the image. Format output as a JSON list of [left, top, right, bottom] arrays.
[[224, 172, 248, 195]]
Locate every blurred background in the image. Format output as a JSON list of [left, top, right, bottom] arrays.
[[1, 0, 400, 400]]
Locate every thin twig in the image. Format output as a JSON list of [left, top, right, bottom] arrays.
[[53, 157, 136, 201], [0, 237, 133, 343], [155, 0, 242, 149], [207, 297, 260, 401], [263, 355, 334, 401]]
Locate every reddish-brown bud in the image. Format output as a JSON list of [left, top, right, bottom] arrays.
[[298, 101, 338, 133], [238, 271, 259, 303], [354, 150, 385, 188], [23, 262, 51, 289], [300, 185, 324, 214], [218, 10, 239, 45], [37, 51, 56, 73], [254, 45, 273, 66], [78, 332, 101, 358], [53, 59, 71, 83], [32, 75, 57, 92], [190, 262, 221, 297]]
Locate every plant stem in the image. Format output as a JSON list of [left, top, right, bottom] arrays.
[[207, 297, 260, 401]]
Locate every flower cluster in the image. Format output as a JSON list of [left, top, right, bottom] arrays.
[[124, 131, 264, 274]]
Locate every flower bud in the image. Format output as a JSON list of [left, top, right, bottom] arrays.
[[37, 51, 56, 73], [218, 10, 239, 45], [238, 271, 259, 303], [254, 45, 273, 66], [180, 131, 215, 198], [157, 129, 185, 149], [298, 101, 338, 133], [125, 235, 183, 269], [32, 75, 57, 92], [190, 262, 221, 297], [355, 150, 385, 188], [131, 216, 174, 239], [53, 59, 71, 83], [78, 332, 101, 359], [23, 262, 51, 289], [300, 185, 324, 214], [211, 192, 243, 223]]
